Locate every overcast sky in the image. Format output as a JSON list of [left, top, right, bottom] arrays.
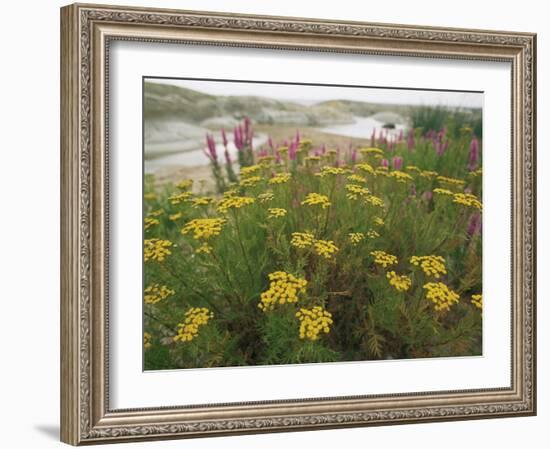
[[146, 78, 483, 109]]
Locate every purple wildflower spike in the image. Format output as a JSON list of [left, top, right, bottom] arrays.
[[205, 134, 218, 162], [392, 156, 403, 170], [407, 129, 415, 151], [467, 211, 482, 237], [468, 136, 479, 171]]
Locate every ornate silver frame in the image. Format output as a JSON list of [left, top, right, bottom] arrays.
[[60, 3, 536, 445]]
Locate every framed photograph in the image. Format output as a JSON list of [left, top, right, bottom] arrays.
[[60, 3, 537, 445]]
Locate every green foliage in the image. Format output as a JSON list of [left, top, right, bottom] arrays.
[[143, 118, 483, 370]]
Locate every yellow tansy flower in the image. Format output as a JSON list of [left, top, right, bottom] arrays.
[[144, 283, 175, 304], [410, 255, 447, 278], [269, 172, 291, 184], [291, 232, 315, 249], [181, 218, 225, 241], [268, 208, 287, 219], [259, 271, 308, 312], [144, 239, 173, 263], [296, 306, 333, 341], [370, 250, 398, 268], [173, 307, 214, 342], [313, 239, 339, 260], [386, 271, 412, 292], [471, 294, 483, 309], [302, 193, 331, 209], [217, 196, 255, 213], [423, 282, 460, 312]]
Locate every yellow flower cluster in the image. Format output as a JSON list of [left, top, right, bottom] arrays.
[[373, 216, 384, 226], [269, 172, 291, 184], [437, 175, 465, 187], [168, 191, 192, 205], [223, 188, 239, 197], [144, 283, 175, 304], [410, 255, 447, 278], [148, 209, 164, 217], [471, 294, 482, 309], [433, 188, 454, 196], [453, 192, 482, 210], [258, 191, 275, 202], [176, 179, 193, 190], [277, 146, 289, 154], [469, 168, 483, 178], [349, 232, 365, 245], [345, 184, 370, 200], [313, 239, 339, 260], [405, 166, 421, 173], [191, 197, 214, 208], [144, 192, 157, 201], [359, 147, 384, 155], [258, 155, 276, 165], [364, 195, 385, 208], [296, 306, 333, 341], [356, 163, 375, 175], [367, 229, 380, 239], [240, 165, 261, 177], [347, 174, 367, 183], [386, 271, 412, 292], [370, 250, 398, 268], [173, 307, 214, 342], [239, 176, 262, 187], [291, 231, 316, 249], [423, 282, 460, 312], [317, 166, 347, 177], [420, 170, 438, 179], [181, 218, 225, 241], [304, 156, 321, 163], [144, 238, 173, 262], [195, 243, 213, 255], [268, 208, 287, 219], [258, 271, 308, 312], [302, 193, 331, 209], [375, 167, 389, 176], [144, 216, 160, 230], [389, 171, 413, 183], [217, 195, 255, 213], [169, 212, 182, 221], [144, 332, 152, 349]]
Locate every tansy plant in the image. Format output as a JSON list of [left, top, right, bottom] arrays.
[[143, 117, 482, 369]]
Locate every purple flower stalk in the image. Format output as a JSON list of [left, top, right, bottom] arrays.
[[224, 148, 232, 164], [268, 136, 274, 153], [467, 211, 482, 237], [233, 126, 243, 151], [468, 136, 479, 171], [380, 158, 389, 168], [392, 156, 403, 170], [351, 149, 357, 164], [205, 133, 218, 162], [398, 129, 404, 142], [288, 141, 298, 160], [407, 129, 415, 151], [370, 129, 376, 147]]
